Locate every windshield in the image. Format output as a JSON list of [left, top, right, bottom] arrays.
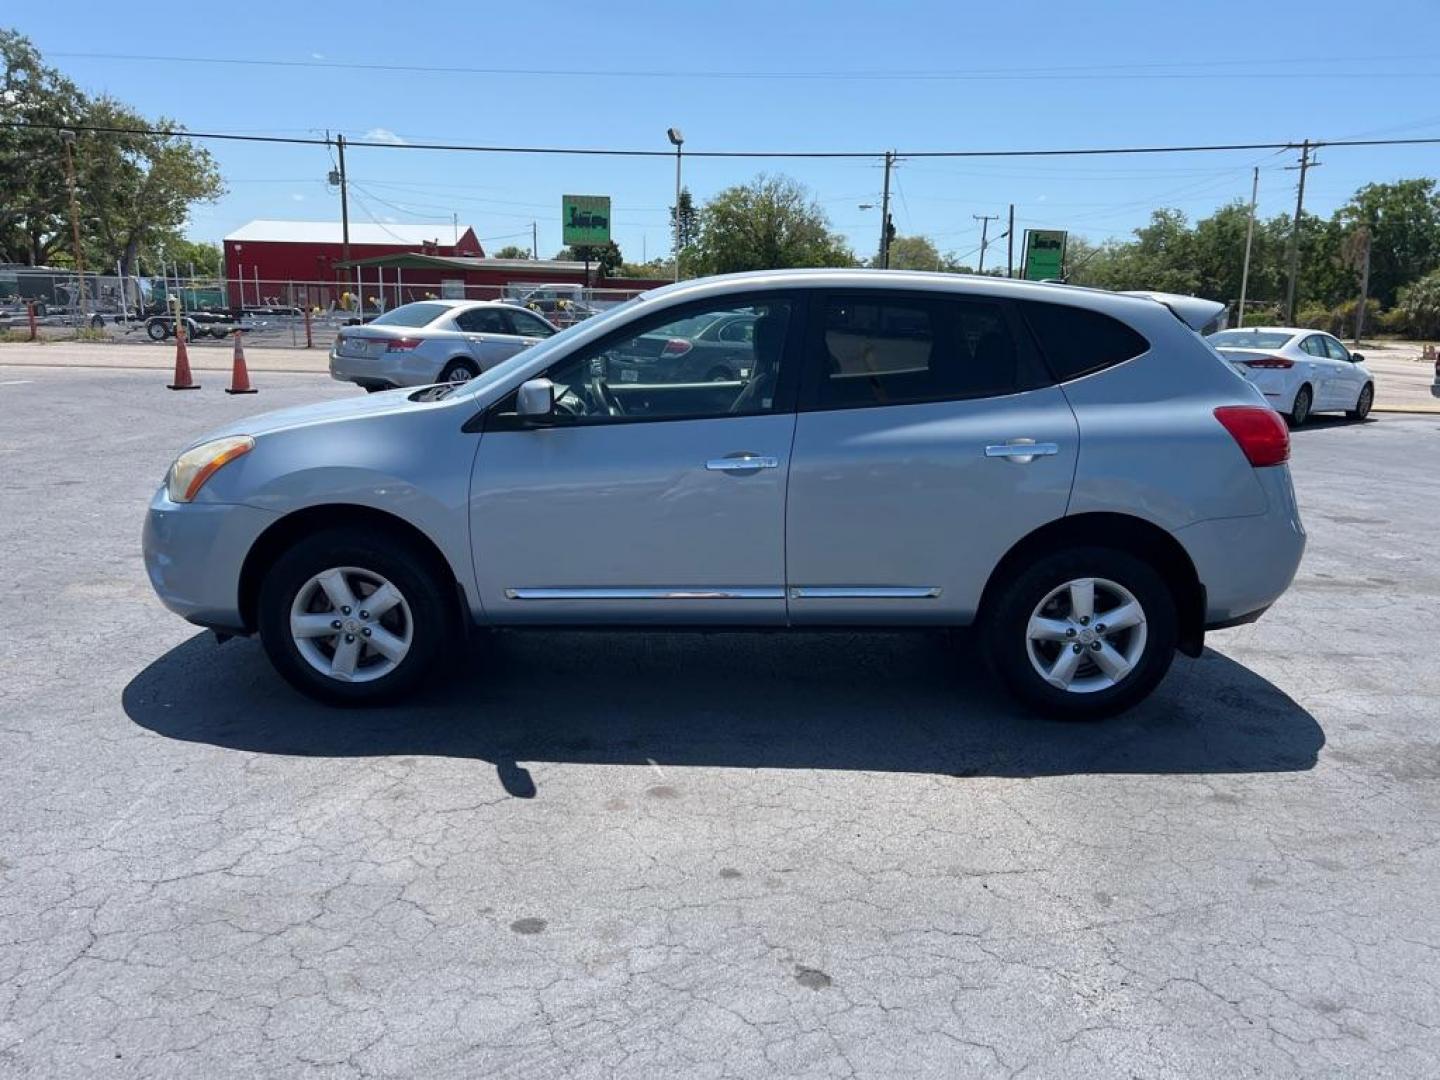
[[1208, 329, 1295, 349], [437, 296, 649, 399], [368, 302, 452, 328]]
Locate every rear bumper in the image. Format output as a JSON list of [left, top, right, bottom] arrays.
[[1175, 465, 1306, 627], [328, 347, 440, 388]]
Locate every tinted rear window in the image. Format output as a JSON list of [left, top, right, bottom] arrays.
[[369, 302, 452, 328], [1209, 330, 1295, 349], [1019, 301, 1149, 382]]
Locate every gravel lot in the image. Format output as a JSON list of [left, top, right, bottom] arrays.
[[2, 367, 1438, 1078]]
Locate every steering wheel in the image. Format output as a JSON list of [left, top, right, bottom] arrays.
[[588, 373, 624, 417]]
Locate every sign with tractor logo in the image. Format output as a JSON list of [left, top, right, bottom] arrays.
[[562, 194, 612, 248], [1021, 229, 1068, 281]]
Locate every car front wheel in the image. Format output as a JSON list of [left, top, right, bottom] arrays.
[[257, 529, 450, 705], [1347, 383, 1373, 421], [984, 547, 1177, 719]]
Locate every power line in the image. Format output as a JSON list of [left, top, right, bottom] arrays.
[[6, 118, 1440, 160], [46, 50, 1440, 83]]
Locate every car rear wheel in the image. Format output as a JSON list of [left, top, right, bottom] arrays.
[[983, 547, 1177, 719], [1347, 382, 1373, 421], [1288, 384, 1312, 426], [439, 358, 480, 384], [258, 529, 450, 705], [147, 320, 168, 341]]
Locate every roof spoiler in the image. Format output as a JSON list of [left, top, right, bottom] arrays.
[[1122, 291, 1228, 335]]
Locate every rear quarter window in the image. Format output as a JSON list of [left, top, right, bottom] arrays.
[[1019, 301, 1149, 382]]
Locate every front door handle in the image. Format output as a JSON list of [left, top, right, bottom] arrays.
[[706, 454, 779, 472], [984, 440, 1059, 463]]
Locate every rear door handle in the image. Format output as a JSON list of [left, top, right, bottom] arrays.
[[984, 440, 1059, 462], [706, 454, 779, 472]]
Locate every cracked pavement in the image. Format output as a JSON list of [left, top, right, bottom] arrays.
[[2, 368, 1438, 1078]]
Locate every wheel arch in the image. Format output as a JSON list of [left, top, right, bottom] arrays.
[[977, 512, 1206, 657], [238, 504, 464, 633]]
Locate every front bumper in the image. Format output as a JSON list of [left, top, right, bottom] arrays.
[[142, 488, 280, 633]]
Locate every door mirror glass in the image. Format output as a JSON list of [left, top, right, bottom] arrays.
[[516, 378, 555, 419], [1350, 351, 1364, 363]]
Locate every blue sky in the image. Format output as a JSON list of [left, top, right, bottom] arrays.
[[9, 0, 1440, 263]]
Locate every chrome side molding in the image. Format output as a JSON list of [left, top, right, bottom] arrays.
[[504, 587, 786, 600], [788, 586, 942, 599]]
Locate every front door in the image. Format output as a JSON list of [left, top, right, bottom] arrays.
[[785, 290, 1079, 624], [469, 293, 802, 624]]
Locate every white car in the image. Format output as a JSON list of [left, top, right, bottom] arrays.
[[329, 300, 558, 391], [1207, 327, 1374, 425]]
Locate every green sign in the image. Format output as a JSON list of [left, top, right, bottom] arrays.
[[1022, 229, 1067, 281], [562, 194, 612, 248]]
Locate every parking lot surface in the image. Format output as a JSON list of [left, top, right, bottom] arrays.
[[2, 367, 1438, 1078]]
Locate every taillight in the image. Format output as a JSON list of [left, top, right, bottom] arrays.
[[1214, 405, 1290, 467], [1240, 355, 1294, 369], [661, 337, 693, 357], [386, 337, 421, 352]]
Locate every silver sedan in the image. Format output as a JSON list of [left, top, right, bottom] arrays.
[[328, 299, 557, 391]]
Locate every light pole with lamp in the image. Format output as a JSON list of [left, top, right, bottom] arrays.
[[667, 127, 684, 281], [59, 129, 87, 323]]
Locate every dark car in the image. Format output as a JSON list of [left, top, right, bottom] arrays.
[[605, 311, 760, 385]]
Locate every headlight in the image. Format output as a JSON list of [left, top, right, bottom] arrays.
[[166, 436, 254, 503]]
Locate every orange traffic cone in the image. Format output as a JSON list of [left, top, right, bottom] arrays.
[[225, 330, 257, 394], [167, 320, 200, 390]]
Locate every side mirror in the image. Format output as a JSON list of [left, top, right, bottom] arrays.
[[516, 378, 555, 422], [1350, 352, 1364, 363]]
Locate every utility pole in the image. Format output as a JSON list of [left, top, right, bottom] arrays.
[[1238, 166, 1259, 327], [59, 130, 86, 320], [1006, 203, 1015, 277], [1353, 226, 1372, 344], [532, 221, 538, 259], [879, 150, 894, 268], [973, 213, 999, 274], [335, 132, 353, 309], [1283, 140, 1317, 324]]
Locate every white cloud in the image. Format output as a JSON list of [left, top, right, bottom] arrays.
[[362, 127, 406, 145], [311, 52, 326, 60], [290, 192, 305, 202], [1036, 195, 1048, 203]]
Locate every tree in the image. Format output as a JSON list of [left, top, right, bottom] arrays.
[[553, 240, 624, 276], [1395, 268, 1440, 338], [878, 234, 943, 271], [689, 175, 856, 275], [492, 245, 531, 260], [146, 236, 221, 276], [1334, 179, 1440, 308], [670, 186, 698, 250], [0, 30, 223, 273]]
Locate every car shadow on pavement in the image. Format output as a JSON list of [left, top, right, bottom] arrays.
[[123, 630, 1323, 797]]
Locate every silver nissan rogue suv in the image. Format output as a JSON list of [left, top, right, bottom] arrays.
[[144, 269, 1305, 718]]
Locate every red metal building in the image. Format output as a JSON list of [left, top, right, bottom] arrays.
[[222, 220, 484, 306]]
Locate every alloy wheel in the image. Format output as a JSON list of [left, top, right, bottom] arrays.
[[1025, 577, 1148, 693], [288, 566, 413, 682]]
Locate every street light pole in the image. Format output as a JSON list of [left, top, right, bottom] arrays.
[[667, 127, 684, 281], [59, 129, 86, 321], [1238, 166, 1259, 328]]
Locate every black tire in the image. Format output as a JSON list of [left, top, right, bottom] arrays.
[[1288, 384, 1312, 427], [89, 314, 105, 330], [438, 358, 480, 384], [186, 320, 205, 340], [1347, 382, 1373, 421], [983, 546, 1178, 720], [257, 528, 451, 706], [147, 319, 169, 341]]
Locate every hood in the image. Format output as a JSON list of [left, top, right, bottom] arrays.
[[1122, 291, 1229, 334], [185, 386, 432, 447]]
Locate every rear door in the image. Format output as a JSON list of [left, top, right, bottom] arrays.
[[454, 306, 523, 368], [1299, 334, 1337, 406], [785, 290, 1078, 625]]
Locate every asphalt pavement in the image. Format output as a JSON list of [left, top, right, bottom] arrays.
[[2, 367, 1438, 1078]]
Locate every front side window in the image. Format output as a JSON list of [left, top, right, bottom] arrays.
[[507, 310, 556, 338], [1322, 336, 1351, 361], [528, 298, 794, 423], [815, 296, 1024, 408]]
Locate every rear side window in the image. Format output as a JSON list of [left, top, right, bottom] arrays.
[[1019, 301, 1149, 382], [455, 307, 510, 333], [815, 296, 1024, 408]]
